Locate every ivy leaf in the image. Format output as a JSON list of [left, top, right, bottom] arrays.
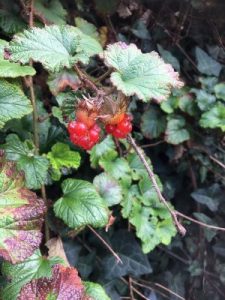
[[75, 17, 99, 40], [101, 42, 183, 102], [84, 282, 111, 300], [17, 265, 85, 300], [0, 79, 32, 129], [102, 230, 152, 279], [54, 179, 110, 229], [195, 47, 222, 77], [141, 106, 167, 138], [165, 115, 190, 144], [214, 83, 225, 101], [7, 25, 102, 72], [0, 155, 46, 264], [191, 184, 223, 212], [1, 250, 61, 300], [93, 172, 123, 206], [47, 142, 81, 180], [90, 135, 117, 168], [5, 134, 49, 189], [157, 44, 180, 71], [200, 103, 225, 131], [34, 0, 67, 25]]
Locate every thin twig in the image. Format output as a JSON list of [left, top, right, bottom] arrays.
[[209, 155, 225, 170], [94, 68, 112, 83], [121, 278, 150, 300], [175, 211, 225, 232], [141, 140, 165, 148], [127, 134, 186, 236], [129, 277, 135, 300], [87, 225, 122, 264], [74, 64, 99, 93]]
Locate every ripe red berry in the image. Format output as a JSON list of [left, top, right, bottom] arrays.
[[105, 113, 132, 139], [68, 120, 101, 150]]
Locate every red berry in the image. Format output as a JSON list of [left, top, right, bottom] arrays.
[[67, 121, 77, 134], [117, 120, 132, 133], [105, 124, 116, 134], [89, 129, 100, 143]]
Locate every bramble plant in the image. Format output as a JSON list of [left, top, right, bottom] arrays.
[[0, 1, 225, 300]]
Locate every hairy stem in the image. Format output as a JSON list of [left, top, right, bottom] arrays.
[[127, 134, 186, 236], [29, 0, 50, 242]]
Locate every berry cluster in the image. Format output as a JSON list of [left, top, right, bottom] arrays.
[[105, 114, 132, 139], [68, 120, 100, 150]]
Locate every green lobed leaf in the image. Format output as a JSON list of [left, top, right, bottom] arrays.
[[84, 282, 111, 300], [54, 179, 110, 229], [191, 88, 216, 111], [93, 172, 123, 206], [101, 42, 183, 102], [214, 83, 225, 101], [34, 0, 67, 25], [7, 25, 103, 72], [1, 250, 61, 300], [141, 106, 167, 138], [5, 134, 49, 189], [129, 201, 176, 253], [0, 79, 32, 129], [199, 103, 225, 131], [90, 135, 117, 168], [47, 142, 81, 180], [0, 155, 46, 264], [165, 115, 190, 144]]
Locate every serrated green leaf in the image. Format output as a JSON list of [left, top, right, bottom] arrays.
[[141, 106, 167, 138], [195, 47, 222, 77], [5, 134, 49, 189], [54, 179, 110, 229], [90, 135, 117, 168], [0, 156, 46, 264], [127, 152, 151, 180], [93, 172, 123, 206], [47, 143, 81, 180], [75, 17, 99, 40], [102, 42, 183, 102], [178, 93, 197, 116], [1, 250, 61, 300], [84, 282, 111, 300], [200, 103, 225, 131], [160, 95, 179, 114], [7, 25, 102, 72], [99, 156, 131, 187], [0, 60, 36, 77], [139, 175, 163, 206], [0, 79, 32, 129], [214, 83, 225, 101], [165, 115, 190, 144], [34, 0, 67, 25], [102, 230, 152, 279]]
